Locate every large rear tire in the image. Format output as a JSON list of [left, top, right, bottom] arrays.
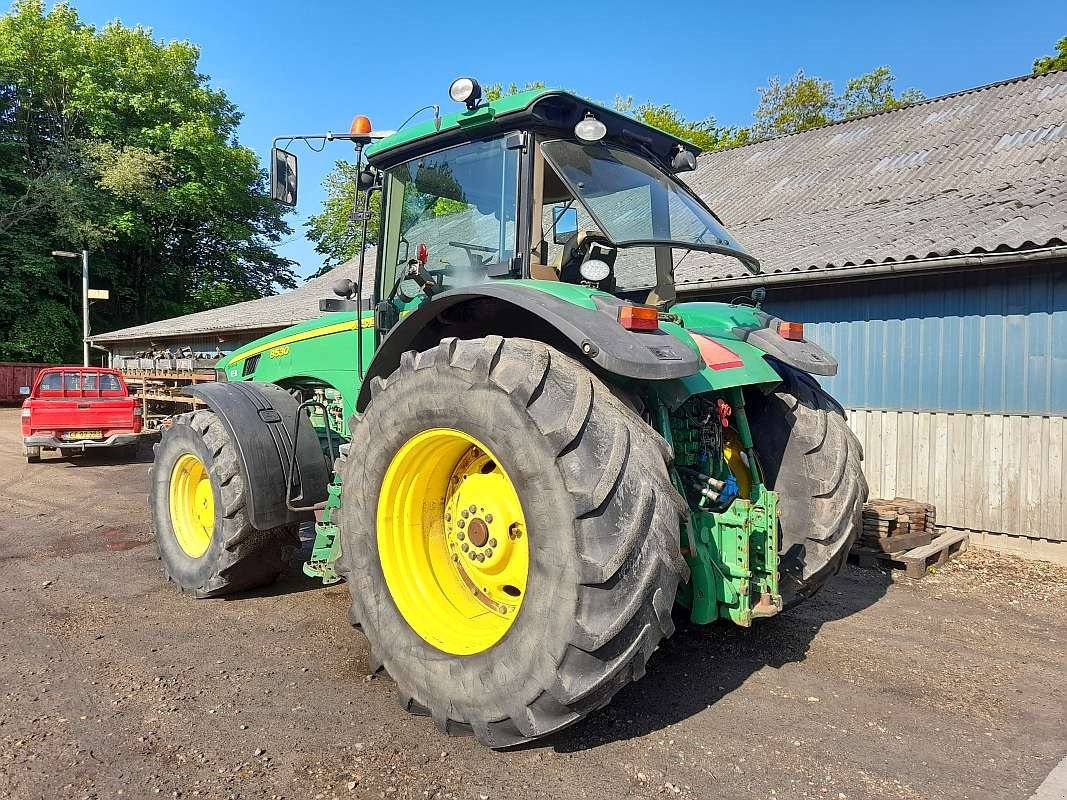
[[748, 362, 867, 608], [150, 410, 300, 598], [336, 336, 688, 748]]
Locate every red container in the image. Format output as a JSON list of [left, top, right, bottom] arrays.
[[0, 363, 53, 404]]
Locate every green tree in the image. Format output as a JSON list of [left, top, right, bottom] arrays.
[[838, 66, 925, 118], [615, 97, 749, 151], [0, 0, 295, 361], [304, 160, 381, 277], [1033, 36, 1067, 75], [753, 70, 835, 137], [484, 81, 545, 102]]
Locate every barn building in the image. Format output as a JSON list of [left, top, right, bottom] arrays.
[[93, 70, 1067, 560]]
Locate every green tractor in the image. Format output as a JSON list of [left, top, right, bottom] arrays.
[[150, 80, 867, 747]]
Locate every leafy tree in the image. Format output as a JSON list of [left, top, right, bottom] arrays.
[[304, 160, 381, 277], [753, 70, 835, 137], [484, 81, 545, 102], [0, 0, 295, 362], [838, 66, 925, 118], [615, 97, 749, 152], [1033, 36, 1067, 75]]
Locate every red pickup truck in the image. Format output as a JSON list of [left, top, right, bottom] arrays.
[[21, 367, 143, 462]]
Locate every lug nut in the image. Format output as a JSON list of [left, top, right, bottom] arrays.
[[468, 504, 477, 514], [488, 538, 497, 548], [451, 554, 458, 562], [461, 509, 469, 519], [457, 531, 465, 541], [444, 512, 451, 522], [508, 523, 523, 540], [476, 553, 485, 562], [457, 519, 465, 528], [485, 514, 493, 523], [485, 548, 493, 559], [461, 543, 469, 553]]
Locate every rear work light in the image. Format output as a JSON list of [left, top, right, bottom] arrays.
[[777, 321, 805, 341], [618, 305, 659, 331]]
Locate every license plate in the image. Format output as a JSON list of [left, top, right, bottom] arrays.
[[66, 430, 102, 441]]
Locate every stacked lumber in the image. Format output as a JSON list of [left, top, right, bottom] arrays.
[[860, 498, 936, 553], [853, 497, 968, 578]]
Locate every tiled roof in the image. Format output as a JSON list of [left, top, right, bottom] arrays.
[[677, 70, 1067, 286], [92, 252, 376, 342], [96, 71, 1067, 341]]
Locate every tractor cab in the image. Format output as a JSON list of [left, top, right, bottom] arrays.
[[284, 84, 760, 320]]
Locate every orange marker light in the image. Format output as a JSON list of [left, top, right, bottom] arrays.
[[777, 321, 804, 341], [350, 115, 373, 135], [618, 305, 659, 331]]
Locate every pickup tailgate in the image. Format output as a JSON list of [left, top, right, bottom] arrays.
[[28, 396, 138, 436]]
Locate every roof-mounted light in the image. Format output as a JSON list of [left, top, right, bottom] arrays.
[[350, 115, 372, 135], [575, 112, 607, 142], [449, 77, 482, 110]]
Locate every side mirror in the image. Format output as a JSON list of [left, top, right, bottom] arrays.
[[271, 147, 298, 206], [553, 206, 579, 245], [356, 168, 376, 191]]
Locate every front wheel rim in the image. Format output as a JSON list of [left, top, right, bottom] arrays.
[[169, 453, 215, 558], [377, 428, 529, 656]]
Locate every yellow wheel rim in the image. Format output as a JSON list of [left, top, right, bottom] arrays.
[[377, 428, 529, 656], [169, 453, 215, 558]]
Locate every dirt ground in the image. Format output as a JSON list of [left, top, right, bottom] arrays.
[[1, 408, 1064, 800]]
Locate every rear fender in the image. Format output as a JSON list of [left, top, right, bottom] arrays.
[[355, 282, 703, 411], [185, 382, 329, 530]]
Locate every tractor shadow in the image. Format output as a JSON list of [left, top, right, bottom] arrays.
[[544, 564, 893, 752], [222, 523, 327, 600]]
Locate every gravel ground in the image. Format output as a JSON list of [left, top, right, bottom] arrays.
[[1, 408, 1064, 800]]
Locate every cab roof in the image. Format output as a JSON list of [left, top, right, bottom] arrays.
[[365, 88, 699, 169]]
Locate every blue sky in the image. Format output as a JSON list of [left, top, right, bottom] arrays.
[[67, 0, 1066, 282]]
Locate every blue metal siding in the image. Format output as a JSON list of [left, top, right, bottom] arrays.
[[719, 263, 1067, 414]]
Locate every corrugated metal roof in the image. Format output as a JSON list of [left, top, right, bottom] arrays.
[[97, 71, 1067, 342], [677, 70, 1067, 287], [92, 252, 376, 342]]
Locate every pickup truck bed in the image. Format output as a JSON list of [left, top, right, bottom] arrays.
[[22, 368, 143, 462]]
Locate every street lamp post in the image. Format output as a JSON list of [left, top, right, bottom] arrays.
[[51, 249, 92, 366]]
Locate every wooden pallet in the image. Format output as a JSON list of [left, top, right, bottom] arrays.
[[851, 530, 969, 579]]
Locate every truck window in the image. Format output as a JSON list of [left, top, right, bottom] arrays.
[[39, 372, 62, 392]]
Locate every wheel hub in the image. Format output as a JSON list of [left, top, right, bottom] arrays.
[[169, 453, 214, 559]]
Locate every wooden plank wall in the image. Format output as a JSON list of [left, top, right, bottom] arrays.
[[847, 409, 1065, 542]]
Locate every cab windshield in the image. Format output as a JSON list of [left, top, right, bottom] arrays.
[[540, 139, 756, 273]]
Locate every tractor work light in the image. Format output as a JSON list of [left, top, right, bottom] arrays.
[[575, 112, 607, 142], [618, 304, 659, 331], [449, 77, 482, 110], [350, 115, 373, 135], [777, 321, 805, 341]]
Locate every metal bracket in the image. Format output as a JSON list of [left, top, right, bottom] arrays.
[[285, 399, 337, 514]]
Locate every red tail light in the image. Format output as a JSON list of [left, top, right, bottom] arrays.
[[618, 305, 659, 331]]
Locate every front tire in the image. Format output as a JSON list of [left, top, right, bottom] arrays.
[[748, 362, 868, 607], [336, 337, 688, 748], [150, 410, 299, 598]]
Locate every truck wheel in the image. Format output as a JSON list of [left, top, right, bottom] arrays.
[[747, 362, 867, 608], [150, 410, 299, 598], [336, 337, 688, 748], [25, 446, 42, 464]]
